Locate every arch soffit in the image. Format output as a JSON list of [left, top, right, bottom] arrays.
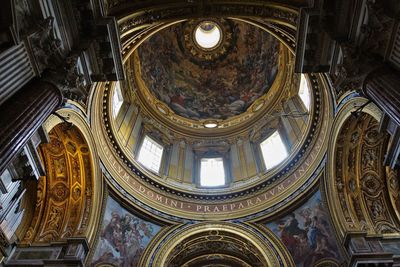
[[326, 97, 400, 241], [34, 107, 104, 246], [140, 222, 294, 267]]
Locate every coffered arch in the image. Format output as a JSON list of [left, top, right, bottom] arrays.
[[326, 96, 400, 241], [140, 222, 294, 267], [20, 107, 103, 247]]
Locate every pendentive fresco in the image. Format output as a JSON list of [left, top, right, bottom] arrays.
[[90, 197, 161, 267], [266, 190, 343, 266]]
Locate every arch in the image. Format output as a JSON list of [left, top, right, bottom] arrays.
[[140, 222, 294, 266], [326, 96, 400, 241], [20, 107, 103, 246]]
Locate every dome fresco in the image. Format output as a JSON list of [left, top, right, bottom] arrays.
[[138, 19, 280, 120]]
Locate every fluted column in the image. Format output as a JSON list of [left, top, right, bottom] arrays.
[[0, 79, 63, 174], [0, 43, 36, 105]]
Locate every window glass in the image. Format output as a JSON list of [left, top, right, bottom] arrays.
[[0, 169, 12, 191], [194, 21, 221, 49], [137, 136, 164, 173], [260, 131, 288, 170], [299, 74, 311, 111], [200, 157, 225, 187], [112, 82, 124, 118]]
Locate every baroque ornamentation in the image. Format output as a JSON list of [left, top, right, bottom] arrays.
[[140, 222, 294, 267], [21, 123, 94, 244], [333, 113, 400, 236]]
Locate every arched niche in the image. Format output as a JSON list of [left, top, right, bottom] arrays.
[[20, 107, 103, 247], [140, 222, 294, 267], [326, 96, 400, 241]]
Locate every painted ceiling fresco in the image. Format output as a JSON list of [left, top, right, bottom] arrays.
[[138, 19, 280, 120], [90, 197, 161, 267], [266, 190, 344, 267]]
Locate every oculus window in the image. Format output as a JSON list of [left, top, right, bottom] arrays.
[[194, 21, 222, 49], [298, 74, 311, 111], [137, 135, 164, 173], [112, 82, 124, 118], [260, 131, 288, 170], [200, 157, 225, 187]]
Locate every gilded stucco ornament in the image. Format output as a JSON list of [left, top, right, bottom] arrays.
[[326, 96, 400, 241], [21, 124, 92, 243], [21, 107, 104, 247]]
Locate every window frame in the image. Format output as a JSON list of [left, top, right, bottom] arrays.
[[199, 157, 226, 188], [258, 130, 289, 171], [136, 134, 165, 174], [112, 81, 124, 118], [298, 74, 311, 112], [194, 151, 231, 189]]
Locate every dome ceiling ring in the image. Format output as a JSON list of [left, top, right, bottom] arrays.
[[105, 16, 322, 197], [192, 20, 225, 51], [92, 71, 333, 221], [105, 50, 321, 197]]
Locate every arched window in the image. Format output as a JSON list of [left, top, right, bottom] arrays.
[[112, 82, 124, 118], [298, 74, 311, 111], [200, 157, 225, 187], [260, 131, 288, 170], [137, 135, 164, 173]]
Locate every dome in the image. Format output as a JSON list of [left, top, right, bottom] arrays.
[[92, 16, 331, 221]]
